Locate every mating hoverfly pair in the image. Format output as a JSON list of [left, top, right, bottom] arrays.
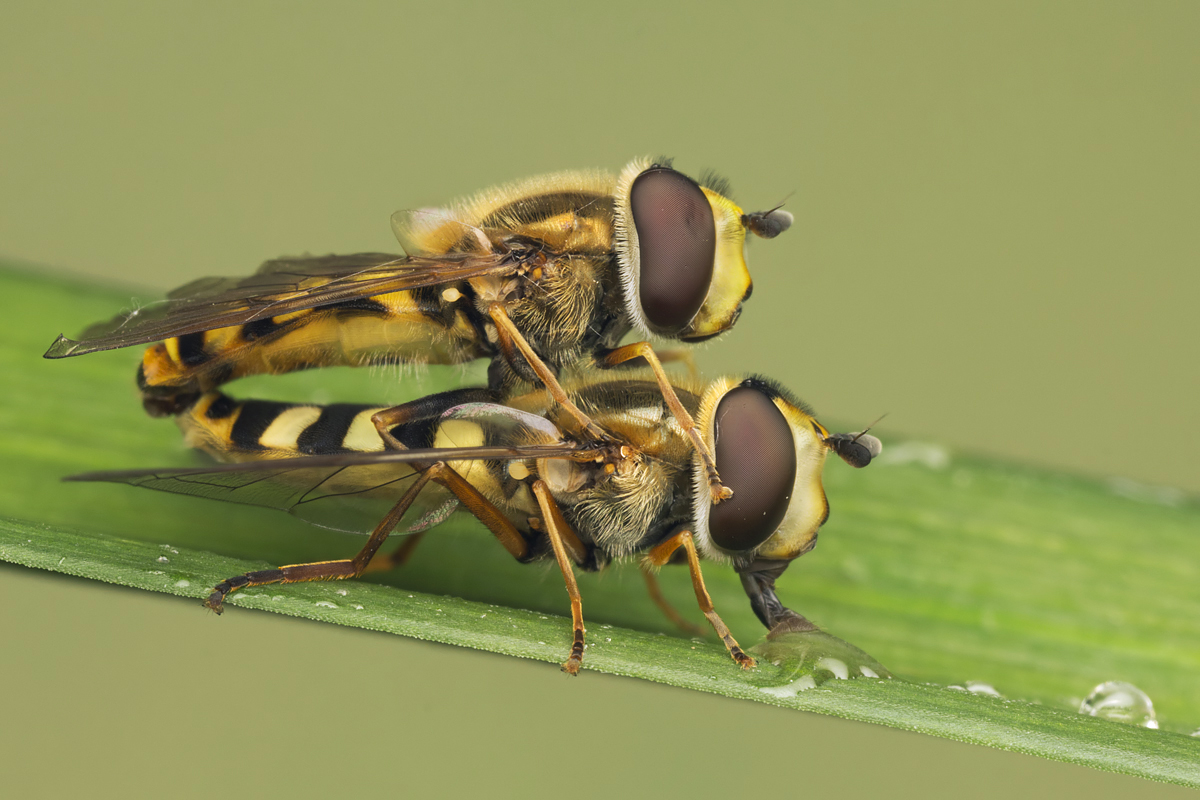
[[48, 157, 880, 674]]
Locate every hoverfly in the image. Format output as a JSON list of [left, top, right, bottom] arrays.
[[46, 157, 793, 503], [69, 375, 881, 674]]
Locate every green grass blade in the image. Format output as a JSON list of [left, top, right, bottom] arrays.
[[2, 264, 1198, 787], [2, 518, 1197, 787]]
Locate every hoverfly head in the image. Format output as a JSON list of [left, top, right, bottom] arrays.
[[692, 377, 832, 564], [614, 157, 765, 344]]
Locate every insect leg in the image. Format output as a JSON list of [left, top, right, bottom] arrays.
[[361, 531, 428, 574], [204, 468, 436, 613], [640, 566, 707, 638], [643, 531, 755, 669], [599, 342, 732, 504], [371, 388, 497, 450], [650, 348, 700, 381], [429, 464, 529, 559], [531, 480, 588, 675], [207, 456, 531, 610], [487, 304, 611, 443], [369, 387, 530, 561]]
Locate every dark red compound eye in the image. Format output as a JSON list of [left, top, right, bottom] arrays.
[[708, 386, 797, 552], [629, 167, 716, 333]]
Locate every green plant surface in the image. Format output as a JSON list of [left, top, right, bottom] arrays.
[[2, 265, 1198, 787]]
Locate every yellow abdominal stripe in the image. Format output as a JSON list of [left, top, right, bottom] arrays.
[[433, 419, 488, 485], [342, 410, 388, 452], [259, 407, 322, 451]]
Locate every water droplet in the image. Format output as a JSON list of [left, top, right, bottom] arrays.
[[750, 629, 893, 692], [314, 601, 338, 609], [967, 681, 1003, 697], [335, 589, 348, 596], [759, 675, 818, 698], [156, 556, 169, 563], [816, 657, 849, 680], [605, 638, 611, 643], [1079, 681, 1158, 728], [173, 580, 190, 588]]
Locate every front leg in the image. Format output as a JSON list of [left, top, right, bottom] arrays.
[[643, 530, 754, 669], [598, 342, 731, 504]]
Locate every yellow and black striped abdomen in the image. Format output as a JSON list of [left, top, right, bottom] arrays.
[[178, 393, 401, 461], [141, 288, 490, 401], [176, 390, 536, 529]]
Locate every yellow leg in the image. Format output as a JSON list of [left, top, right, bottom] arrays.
[[532, 480, 588, 675], [600, 342, 731, 504], [641, 566, 707, 637], [652, 348, 700, 382], [488, 304, 613, 444], [644, 531, 754, 669]]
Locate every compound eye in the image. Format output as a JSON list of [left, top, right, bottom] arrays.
[[630, 167, 716, 333], [709, 387, 797, 552]]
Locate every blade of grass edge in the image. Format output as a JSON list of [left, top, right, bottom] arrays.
[[2, 517, 1197, 789]]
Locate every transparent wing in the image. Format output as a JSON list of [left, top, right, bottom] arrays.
[[45, 250, 515, 358], [66, 444, 580, 534]]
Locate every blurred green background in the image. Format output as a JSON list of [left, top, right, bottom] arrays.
[[1, 1, 1196, 797]]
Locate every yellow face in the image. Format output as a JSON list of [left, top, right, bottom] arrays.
[[677, 189, 753, 341], [753, 407, 830, 562]]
